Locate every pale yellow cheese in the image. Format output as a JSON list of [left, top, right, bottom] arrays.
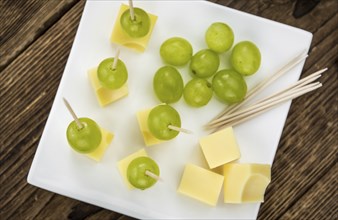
[[136, 108, 165, 146], [88, 67, 128, 107], [117, 149, 148, 189], [199, 127, 240, 169], [178, 164, 224, 206], [110, 4, 157, 52], [223, 163, 271, 203], [86, 127, 114, 162]]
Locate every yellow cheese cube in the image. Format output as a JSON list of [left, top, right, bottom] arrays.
[[199, 127, 240, 169], [86, 127, 114, 162], [178, 164, 224, 206], [88, 67, 128, 107], [136, 108, 165, 146], [111, 4, 157, 52], [223, 163, 271, 203], [117, 149, 148, 189]]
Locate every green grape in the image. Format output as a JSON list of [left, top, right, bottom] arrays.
[[230, 41, 261, 76], [190, 49, 220, 78], [147, 104, 181, 140], [212, 69, 247, 104], [97, 58, 128, 90], [205, 22, 234, 53], [183, 78, 213, 107], [66, 117, 102, 154], [127, 156, 160, 190], [160, 37, 193, 66], [120, 8, 150, 38], [153, 66, 183, 104]]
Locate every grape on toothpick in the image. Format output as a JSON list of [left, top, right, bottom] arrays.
[[63, 98, 102, 153], [97, 50, 128, 90], [147, 104, 192, 140], [120, 0, 150, 38], [127, 156, 160, 190]]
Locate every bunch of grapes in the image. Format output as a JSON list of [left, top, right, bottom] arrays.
[[153, 22, 261, 107]]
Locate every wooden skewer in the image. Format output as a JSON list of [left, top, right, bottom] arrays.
[[112, 48, 120, 70], [255, 68, 324, 104], [210, 82, 322, 131], [225, 52, 308, 115], [63, 98, 83, 129], [218, 82, 321, 126], [128, 0, 135, 21], [209, 50, 308, 124], [168, 125, 193, 134], [207, 68, 327, 127], [211, 82, 321, 128], [145, 170, 162, 181]]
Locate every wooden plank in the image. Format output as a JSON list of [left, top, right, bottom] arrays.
[[250, 0, 337, 34], [281, 166, 337, 219], [36, 196, 105, 220], [0, 0, 79, 71], [258, 42, 337, 219], [0, 0, 85, 165], [85, 209, 126, 220], [0, 1, 86, 219]]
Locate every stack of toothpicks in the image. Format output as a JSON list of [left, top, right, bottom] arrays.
[[206, 51, 326, 132]]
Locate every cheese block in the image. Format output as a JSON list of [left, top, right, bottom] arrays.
[[199, 127, 240, 169], [178, 164, 224, 206], [117, 149, 148, 189], [86, 127, 114, 162], [136, 108, 165, 146], [111, 4, 157, 52], [223, 163, 271, 203], [88, 67, 128, 107]]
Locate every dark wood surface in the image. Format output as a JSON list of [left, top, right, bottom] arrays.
[[1, 0, 337, 219]]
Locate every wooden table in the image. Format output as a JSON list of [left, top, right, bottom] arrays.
[[1, 0, 337, 219]]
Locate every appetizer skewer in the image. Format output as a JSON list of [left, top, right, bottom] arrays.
[[111, 2, 157, 52], [88, 49, 129, 107], [137, 104, 193, 146], [63, 98, 114, 161], [118, 149, 161, 190]]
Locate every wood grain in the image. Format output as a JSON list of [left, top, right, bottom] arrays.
[[0, 0, 337, 220], [281, 165, 337, 219], [0, 0, 80, 71]]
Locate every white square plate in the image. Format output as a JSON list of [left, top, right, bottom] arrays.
[[28, 1, 312, 219]]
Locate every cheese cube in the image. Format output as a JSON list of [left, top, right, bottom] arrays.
[[111, 4, 157, 52], [88, 67, 128, 107], [136, 108, 165, 146], [86, 127, 114, 162], [223, 163, 271, 203], [178, 164, 224, 206], [117, 149, 148, 189], [199, 127, 240, 169]]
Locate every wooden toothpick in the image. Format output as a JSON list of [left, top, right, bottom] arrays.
[[145, 170, 162, 182], [128, 0, 135, 21], [112, 48, 120, 70], [168, 125, 193, 134], [63, 97, 83, 129]]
